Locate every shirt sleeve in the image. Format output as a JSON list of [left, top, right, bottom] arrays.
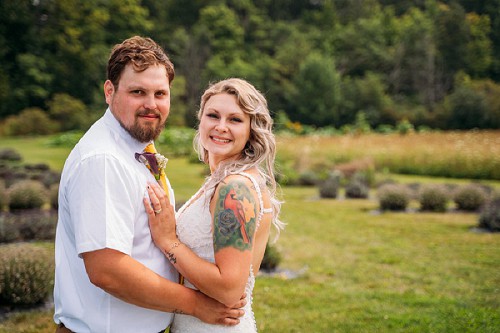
[[69, 153, 137, 256]]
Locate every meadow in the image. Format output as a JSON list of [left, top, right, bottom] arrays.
[[0, 131, 499, 332]]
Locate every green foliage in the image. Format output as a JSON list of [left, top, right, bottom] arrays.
[[377, 184, 411, 211], [0, 243, 54, 307], [46, 131, 84, 148], [260, 242, 282, 271], [1, 108, 59, 136], [453, 184, 488, 211], [478, 197, 500, 232], [1, 0, 500, 131], [7, 180, 47, 210], [157, 127, 196, 157], [396, 119, 415, 135], [290, 52, 341, 126], [319, 171, 342, 199], [47, 93, 90, 131], [419, 184, 449, 212]]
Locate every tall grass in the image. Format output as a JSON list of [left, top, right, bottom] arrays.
[[278, 131, 500, 180]]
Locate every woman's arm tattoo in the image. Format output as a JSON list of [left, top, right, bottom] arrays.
[[213, 180, 257, 253]]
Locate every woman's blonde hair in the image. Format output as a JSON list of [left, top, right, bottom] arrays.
[[194, 78, 284, 234]]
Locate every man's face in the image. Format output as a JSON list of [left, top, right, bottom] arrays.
[[104, 64, 171, 142]]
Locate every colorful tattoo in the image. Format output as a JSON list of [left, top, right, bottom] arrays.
[[214, 180, 257, 253]]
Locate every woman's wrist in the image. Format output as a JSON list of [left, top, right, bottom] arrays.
[[162, 240, 182, 264]]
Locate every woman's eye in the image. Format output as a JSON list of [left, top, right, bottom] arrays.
[[231, 117, 243, 123], [207, 113, 219, 119]]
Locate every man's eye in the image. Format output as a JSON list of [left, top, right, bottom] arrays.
[[131, 90, 144, 95]]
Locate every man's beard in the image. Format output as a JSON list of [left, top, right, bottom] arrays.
[[119, 112, 165, 142]]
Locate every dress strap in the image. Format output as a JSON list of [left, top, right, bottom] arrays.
[[237, 172, 271, 232]]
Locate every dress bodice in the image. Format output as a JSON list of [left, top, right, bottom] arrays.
[[171, 172, 265, 333]]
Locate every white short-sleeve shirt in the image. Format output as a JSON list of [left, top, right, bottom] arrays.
[[54, 109, 177, 333]]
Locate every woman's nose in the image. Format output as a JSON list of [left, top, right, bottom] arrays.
[[215, 119, 228, 132]]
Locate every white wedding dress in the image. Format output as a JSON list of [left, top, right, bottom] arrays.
[[171, 172, 269, 333]]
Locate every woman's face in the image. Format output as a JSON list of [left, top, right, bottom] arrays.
[[199, 93, 251, 168]]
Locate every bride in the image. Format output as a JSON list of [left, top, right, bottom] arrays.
[[145, 78, 284, 332]]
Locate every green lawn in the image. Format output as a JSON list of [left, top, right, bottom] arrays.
[[0, 138, 499, 332]]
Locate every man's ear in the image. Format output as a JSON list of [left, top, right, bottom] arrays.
[[104, 80, 115, 104]]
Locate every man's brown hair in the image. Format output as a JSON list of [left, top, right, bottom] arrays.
[[107, 36, 175, 88]]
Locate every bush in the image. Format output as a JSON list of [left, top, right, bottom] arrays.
[[0, 243, 54, 307], [345, 178, 370, 199], [50, 184, 59, 209], [260, 243, 282, 271], [0, 181, 7, 209], [478, 198, 500, 232], [297, 170, 319, 186], [319, 171, 342, 199], [453, 184, 488, 211], [419, 184, 449, 212], [377, 184, 411, 211], [0, 148, 22, 162], [0, 210, 57, 243], [2, 108, 59, 136], [8, 180, 47, 210], [0, 214, 20, 243], [47, 93, 90, 131]]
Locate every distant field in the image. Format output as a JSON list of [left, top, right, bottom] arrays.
[[278, 130, 500, 180]]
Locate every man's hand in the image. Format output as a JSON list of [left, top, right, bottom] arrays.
[[192, 291, 246, 326]]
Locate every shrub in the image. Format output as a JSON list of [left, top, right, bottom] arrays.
[[50, 184, 59, 209], [0, 148, 22, 162], [2, 108, 59, 136], [8, 180, 47, 210], [47, 93, 90, 131], [377, 184, 411, 211], [0, 181, 7, 209], [345, 178, 370, 199], [260, 243, 282, 271], [0, 243, 54, 306], [419, 184, 449, 212], [0, 214, 20, 243], [0, 211, 57, 243], [297, 170, 319, 186], [453, 184, 488, 211], [319, 171, 342, 199], [478, 198, 500, 232]]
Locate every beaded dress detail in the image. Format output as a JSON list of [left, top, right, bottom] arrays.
[[171, 172, 268, 333]]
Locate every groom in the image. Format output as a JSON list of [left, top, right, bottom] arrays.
[[53, 36, 244, 333]]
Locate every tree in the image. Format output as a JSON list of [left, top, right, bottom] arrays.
[[289, 52, 341, 127]]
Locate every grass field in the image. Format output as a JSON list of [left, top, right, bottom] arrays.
[[0, 133, 499, 332]]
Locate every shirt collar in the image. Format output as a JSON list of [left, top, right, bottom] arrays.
[[103, 108, 150, 153]]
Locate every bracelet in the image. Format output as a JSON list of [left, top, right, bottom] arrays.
[[166, 241, 181, 254]]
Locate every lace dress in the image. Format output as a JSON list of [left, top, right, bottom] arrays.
[[170, 172, 269, 333]]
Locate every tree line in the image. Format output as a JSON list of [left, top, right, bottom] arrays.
[[1, 0, 499, 135]]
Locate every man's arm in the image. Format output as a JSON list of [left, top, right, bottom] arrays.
[[82, 248, 244, 326]]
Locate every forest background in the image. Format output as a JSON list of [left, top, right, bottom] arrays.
[[1, 0, 500, 134]]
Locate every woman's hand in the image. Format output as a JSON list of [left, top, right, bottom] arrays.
[[144, 182, 178, 252]]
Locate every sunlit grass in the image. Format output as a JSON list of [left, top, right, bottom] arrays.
[[278, 131, 500, 180], [0, 134, 499, 332]]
